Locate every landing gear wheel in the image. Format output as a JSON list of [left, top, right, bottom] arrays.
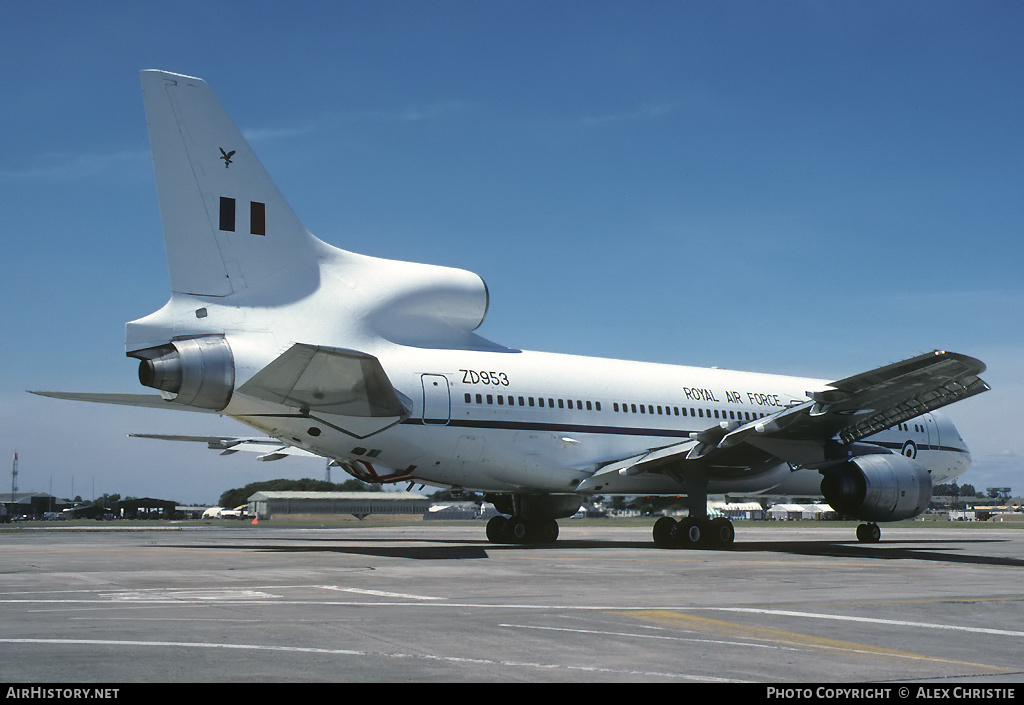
[[708, 517, 735, 547], [504, 515, 530, 543], [856, 523, 881, 543], [673, 518, 703, 548], [536, 518, 559, 544], [653, 517, 677, 548], [486, 515, 507, 543]]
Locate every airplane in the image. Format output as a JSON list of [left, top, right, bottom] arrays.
[[35, 70, 990, 548]]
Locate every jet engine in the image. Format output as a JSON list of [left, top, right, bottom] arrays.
[[819, 453, 932, 522], [130, 335, 234, 411]]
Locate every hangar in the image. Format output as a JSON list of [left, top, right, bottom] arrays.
[[248, 491, 432, 520]]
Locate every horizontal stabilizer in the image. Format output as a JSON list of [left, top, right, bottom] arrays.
[[130, 433, 320, 459], [29, 391, 217, 413]]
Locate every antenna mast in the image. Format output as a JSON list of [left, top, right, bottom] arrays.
[[11, 452, 18, 503]]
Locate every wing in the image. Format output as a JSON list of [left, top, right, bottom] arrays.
[[130, 433, 321, 461], [577, 350, 988, 491], [719, 349, 989, 451]]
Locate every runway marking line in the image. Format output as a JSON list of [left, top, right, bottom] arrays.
[[715, 606, 1024, 638], [618, 610, 1012, 673], [316, 586, 446, 601], [498, 622, 799, 651], [0, 637, 745, 682]]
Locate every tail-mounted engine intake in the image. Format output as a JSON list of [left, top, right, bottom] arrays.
[[820, 453, 932, 522], [129, 336, 234, 411]]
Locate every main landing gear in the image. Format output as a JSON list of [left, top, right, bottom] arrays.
[[486, 515, 560, 545], [856, 522, 881, 543], [483, 493, 580, 545], [650, 466, 735, 549], [652, 516, 736, 549]]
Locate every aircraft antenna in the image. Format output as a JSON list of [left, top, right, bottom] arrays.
[[10, 452, 18, 504]]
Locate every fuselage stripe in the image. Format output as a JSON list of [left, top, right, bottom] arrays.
[[402, 418, 967, 453]]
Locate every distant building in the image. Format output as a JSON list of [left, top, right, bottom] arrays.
[[767, 503, 836, 521], [2, 492, 63, 519], [248, 491, 432, 520]]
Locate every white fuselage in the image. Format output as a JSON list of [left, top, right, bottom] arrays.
[[225, 341, 970, 496]]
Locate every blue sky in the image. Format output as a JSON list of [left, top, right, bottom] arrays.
[[1, 1, 1021, 504]]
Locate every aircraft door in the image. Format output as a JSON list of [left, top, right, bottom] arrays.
[[925, 414, 938, 450], [421, 374, 451, 425]]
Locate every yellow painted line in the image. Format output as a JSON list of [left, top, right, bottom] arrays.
[[617, 610, 1012, 673]]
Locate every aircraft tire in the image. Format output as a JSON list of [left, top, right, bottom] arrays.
[[535, 519, 559, 544], [653, 517, 677, 548], [486, 515, 507, 543], [504, 516, 531, 543], [708, 517, 735, 547], [857, 523, 881, 543], [673, 518, 702, 548]]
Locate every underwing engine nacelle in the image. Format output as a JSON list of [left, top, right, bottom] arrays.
[[130, 336, 234, 411], [819, 453, 932, 522]]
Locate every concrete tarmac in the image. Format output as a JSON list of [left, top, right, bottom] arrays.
[[2, 522, 1023, 684]]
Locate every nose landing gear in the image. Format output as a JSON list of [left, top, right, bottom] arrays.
[[856, 522, 881, 543]]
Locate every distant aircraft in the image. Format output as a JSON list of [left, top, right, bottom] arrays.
[[36, 70, 989, 547]]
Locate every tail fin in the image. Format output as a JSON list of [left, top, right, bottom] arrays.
[[141, 70, 318, 298]]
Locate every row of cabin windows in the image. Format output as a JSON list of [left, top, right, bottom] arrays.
[[898, 422, 925, 433], [461, 392, 768, 422], [613, 403, 767, 421], [464, 393, 600, 411]]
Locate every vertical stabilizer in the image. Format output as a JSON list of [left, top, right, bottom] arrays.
[[141, 70, 317, 298]]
